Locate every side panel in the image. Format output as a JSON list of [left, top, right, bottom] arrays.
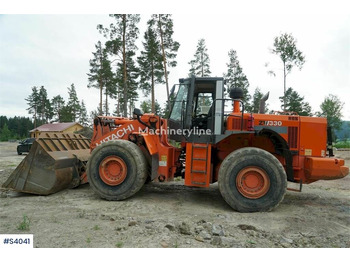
[[299, 117, 327, 157], [140, 133, 176, 182], [252, 114, 300, 151]]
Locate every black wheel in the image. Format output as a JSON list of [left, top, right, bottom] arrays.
[[17, 150, 22, 155], [87, 140, 148, 200], [218, 147, 287, 212]]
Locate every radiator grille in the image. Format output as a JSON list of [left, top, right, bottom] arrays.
[[288, 126, 298, 149], [233, 118, 247, 130]]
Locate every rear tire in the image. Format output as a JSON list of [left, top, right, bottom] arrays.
[[87, 140, 148, 200], [218, 147, 287, 212]]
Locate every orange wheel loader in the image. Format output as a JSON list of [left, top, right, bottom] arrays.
[[3, 76, 349, 212]]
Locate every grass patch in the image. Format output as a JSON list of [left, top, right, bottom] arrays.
[[115, 241, 123, 248], [334, 140, 350, 148], [86, 237, 91, 244], [17, 214, 30, 231], [247, 240, 256, 245], [93, 225, 100, 230]]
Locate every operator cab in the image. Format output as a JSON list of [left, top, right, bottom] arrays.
[[168, 76, 225, 142]]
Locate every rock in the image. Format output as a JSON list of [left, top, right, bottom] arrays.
[[128, 220, 137, 227], [0, 192, 7, 198], [165, 224, 175, 231], [203, 222, 213, 231], [145, 225, 153, 230], [281, 242, 291, 248], [211, 236, 222, 246], [145, 219, 154, 224], [115, 226, 125, 231], [197, 219, 206, 224], [212, 224, 224, 236], [195, 236, 204, 242], [280, 236, 294, 244], [237, 224, 257, 231], [199, 230, 211, 240], [221, 237, 242, 247], [195, 225, 205, 234], [160, 241, 168, 248], [177, 222, 191, 235]]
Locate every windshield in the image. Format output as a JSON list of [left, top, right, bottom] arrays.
[[169, 84, 188, 121]]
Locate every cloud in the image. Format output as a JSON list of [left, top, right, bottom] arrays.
[[0, 13, 349, 121]]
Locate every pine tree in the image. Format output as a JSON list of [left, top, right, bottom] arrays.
[[51, 95, 65, 122], [279, 87, 312, 116], [0, 123, 11, 141], [224, 49, 251, 105], [140, 99, 162, 115], [36, 86, 52, 123], [114, 51, 139, 117], [0, 116, 8, 130], [60, 106, 74, 122], [25, 86, 40, 128], [67, 84, 81, 122], [98, 14, 140, 117], [149, 14, 180, 111], [0, 117, 34, 139], [250, 87, 269, 113], [87, 41, 114, 115], [188, 38, 211, 77], [102, 58, 115, 116], [79, 100, 89, 126], [138, 26, 164, 113]]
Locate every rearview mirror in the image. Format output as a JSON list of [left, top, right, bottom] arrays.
[[133, 108, 144, 117]]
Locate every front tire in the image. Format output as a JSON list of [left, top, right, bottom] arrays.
[[87, 140, 148, 200], [218, 147, 287, 212]]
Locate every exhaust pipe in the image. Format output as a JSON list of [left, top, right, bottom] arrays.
[[259, 92, 269, 114]]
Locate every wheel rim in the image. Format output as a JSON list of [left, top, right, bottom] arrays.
[[99, 156, 127, 186], [236, 167, 270, 199]]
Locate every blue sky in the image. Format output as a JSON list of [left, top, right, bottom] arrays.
[[0, 1, 349, 120]]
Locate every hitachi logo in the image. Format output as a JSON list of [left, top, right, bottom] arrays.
[[96, 124, 134, 146]]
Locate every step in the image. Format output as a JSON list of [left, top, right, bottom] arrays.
[[191, 170, 206, 174]]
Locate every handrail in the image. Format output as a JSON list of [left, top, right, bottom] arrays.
[[212, 98, 245, 134]]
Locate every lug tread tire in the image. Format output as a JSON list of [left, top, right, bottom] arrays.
[[87, 140, 148, 201], [218, 147, 287, 212]]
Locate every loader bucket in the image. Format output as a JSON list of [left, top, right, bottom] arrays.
[[2, 132, 91, 195]]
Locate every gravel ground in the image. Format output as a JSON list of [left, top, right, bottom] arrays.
[[0, 142, 349, 248]]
